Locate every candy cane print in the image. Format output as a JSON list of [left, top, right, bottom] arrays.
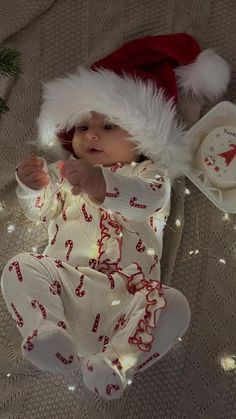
[[31, 300, 47, 319], [137, 352, 160, 370], [50, 224, 59, 245], [149, 255, 158, 275], [57, 321, 67, 329], [112, 358, 122, 370], [107, 273, 115, 289], [92, 313, 100, 332], [98, 335, 109, 345], [86, 360, 93, 372], [29, 254, 44, 259], [88, 258, 97, 269], [34, 196, 44, 208], [136, 238, 146, 252], [55, 259, 63, 268], [75, 274, 86, 297], [8, 261, 23, 282], [129, 197, 147, 209], [106, 384, 120, 396], [105, 187, 119, 198], [49, 280, 62, 295], [81, 203, 93, 222], [111, 162, 124, 172], [62, 209, 67, 221], [11, 302, 24, 327], [56, 352, 74, 365], [23, 329, 38, 351], [65, 239, 73, 261], [149, 182, 162, 191]]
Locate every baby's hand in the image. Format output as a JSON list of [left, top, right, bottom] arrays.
[[17, 153, 50, 190]]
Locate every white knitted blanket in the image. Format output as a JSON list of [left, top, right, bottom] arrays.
[[0, 1, 235, 418]]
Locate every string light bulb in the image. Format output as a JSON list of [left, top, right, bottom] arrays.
[[175, 219, 181, 227], [7, 224, 16, 233], [219, 258, 226, 264]]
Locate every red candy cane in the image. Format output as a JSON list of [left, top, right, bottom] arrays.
[[11, 302, 24, 327], [49, 280, 62, 295], [31, 299, 47, 319], [56, 353, 74, 365], [114, 314, 128, 332], [51, 224, 59, 245], [75, 274, 86, 297], [107, 273, 115, 289], [62, 210, 67, 221], [105, 187, 119, 198], [92, 313, 100, 332], [55, 259, 63, 268], [98, 335, 110, 346], [23, 329, 38, 351], [86, 360, 93, 372], [8, 261, 23, 282], [129, 197, 147, 209], [57, 321, 67, 329], [112, 358, 122, 370], [81, 203, 93, 222], [34, 196, 44, 208], [149, 255, 159, 275], [88, 258, 97, 269], [111, 162, 125, 172], [65, 239, 73, 260], [106, 384, 120, 396], [136, 238, 146, 252], [149, 182, 163, 191], [137, 352, 160, 370]]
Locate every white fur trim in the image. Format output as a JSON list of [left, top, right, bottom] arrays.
[[175, 49, 231, 101], [37, 66, 193, 179]]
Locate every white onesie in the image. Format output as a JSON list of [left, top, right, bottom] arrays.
[[1, 155, 191, 400]]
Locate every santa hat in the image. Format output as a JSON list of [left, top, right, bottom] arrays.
[[37, 33, 231, 179]]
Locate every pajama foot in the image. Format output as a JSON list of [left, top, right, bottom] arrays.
[[21, 321, 80, 373], [81, 353, 128, 400]]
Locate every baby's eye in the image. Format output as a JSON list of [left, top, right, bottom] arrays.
[[104, 124, 117, 130], [76, 125, 88, 132]]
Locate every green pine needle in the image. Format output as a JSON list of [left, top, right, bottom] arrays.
[[0, 48, 20, 77], [0, 97, 9, 113]]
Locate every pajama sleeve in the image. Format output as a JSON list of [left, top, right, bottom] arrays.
[[15, 158, 66, 222], [98, 161, 171, 222]]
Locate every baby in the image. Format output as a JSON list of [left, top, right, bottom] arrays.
[[1, 110, 191, 400]]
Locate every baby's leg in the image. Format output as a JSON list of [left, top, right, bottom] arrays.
[[1, 252, 79, 373], [81, 287, 190, 399]]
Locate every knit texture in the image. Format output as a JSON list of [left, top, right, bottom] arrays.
[[0, 0, 236, 418]]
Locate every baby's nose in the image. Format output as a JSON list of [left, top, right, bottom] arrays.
[[86, 130, 99, 140]]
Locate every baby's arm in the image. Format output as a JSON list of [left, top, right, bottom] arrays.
[[97, 161, 171, 222], [15, 157, 66, 222]]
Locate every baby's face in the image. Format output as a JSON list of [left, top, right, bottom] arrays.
[[72, 111, 139, 166]]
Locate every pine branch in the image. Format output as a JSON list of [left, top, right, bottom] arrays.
[[0, 48, 20, 78]]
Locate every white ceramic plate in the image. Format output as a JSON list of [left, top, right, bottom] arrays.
[[184, 101, 236, 213]]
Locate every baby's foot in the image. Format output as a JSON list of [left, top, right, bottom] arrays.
[[21, 321, 80, 373], [81, 352, 129, 400]]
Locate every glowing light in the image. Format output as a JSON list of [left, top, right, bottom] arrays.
[[121, 356, 137, 370], [185, 188, 190, 195], [178, 337, 182, 342], [147, 248, 155, 255], [6, 373, 11, 378], [32, 247, 38, 253], [68, 385, 75, 391], [175, 219, 181, 227], [223, 213, 230, 221], [127, 379, 132, 385], [7, 224, 16, 233], [131, 161, 137, 166], [111, 300, 121, 306], [119, 232, 123, 237], [221, 356, 236, 371], [219, 258, 226, 264]]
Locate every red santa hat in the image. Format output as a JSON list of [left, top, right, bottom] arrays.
[[37, 33, 231, 179]]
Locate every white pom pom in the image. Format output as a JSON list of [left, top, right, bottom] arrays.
[[175, 49, 231, 101]]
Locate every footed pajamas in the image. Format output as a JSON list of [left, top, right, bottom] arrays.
[[1, 155, 191, 400]]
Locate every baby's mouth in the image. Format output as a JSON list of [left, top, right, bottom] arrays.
[[88, 148, 103, 153]]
